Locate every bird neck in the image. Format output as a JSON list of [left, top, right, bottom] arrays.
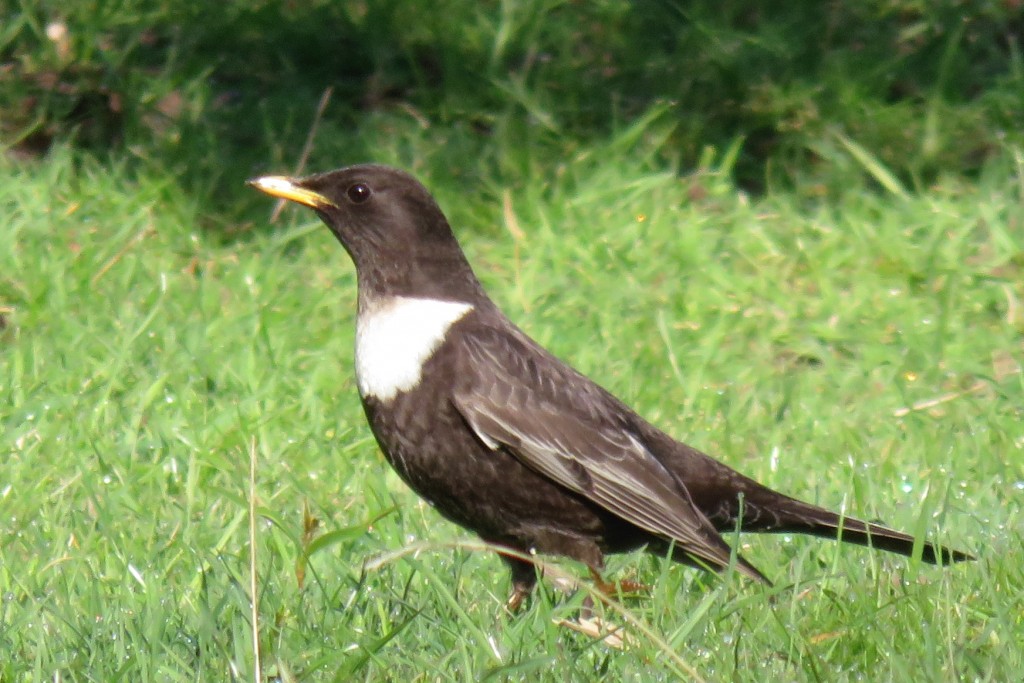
[[355, 249, 488, 309]]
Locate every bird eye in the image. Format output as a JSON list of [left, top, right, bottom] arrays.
[[347, 183, 372, 204]]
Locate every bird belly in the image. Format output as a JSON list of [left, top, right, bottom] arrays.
[[359, 388, 637, 565]]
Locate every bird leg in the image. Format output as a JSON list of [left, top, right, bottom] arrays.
[[588, 566, 650, 599], [501, 552, 651, 613], [500, 552, 539, 613], [576, 566, 651, 620], [505, 580, 533, 613]]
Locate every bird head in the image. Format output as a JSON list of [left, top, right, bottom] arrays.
[[249, 164, 482, 301]]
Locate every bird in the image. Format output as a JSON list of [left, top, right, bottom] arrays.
[[249, 164, 971, 610]]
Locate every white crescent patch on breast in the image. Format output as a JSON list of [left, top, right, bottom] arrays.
[[355, 296, 474, 401]]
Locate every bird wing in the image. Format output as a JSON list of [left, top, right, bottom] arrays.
[[451, 324, 763, 580]]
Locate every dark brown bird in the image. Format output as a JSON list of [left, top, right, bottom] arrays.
[[250, 165, 971, 609]]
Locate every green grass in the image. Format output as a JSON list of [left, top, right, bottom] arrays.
[[2, 138, 1022, 680], [2, 2, 1024, 680]]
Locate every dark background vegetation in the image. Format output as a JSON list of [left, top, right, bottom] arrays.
[[3, 0, 1022, 204]]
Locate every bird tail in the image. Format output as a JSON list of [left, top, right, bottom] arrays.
[[736, 484, 973, 564]]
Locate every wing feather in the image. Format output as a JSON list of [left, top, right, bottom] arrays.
[[452, 324, 762, 579]]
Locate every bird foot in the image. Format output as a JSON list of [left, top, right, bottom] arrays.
[[588, 567, 650, 599], [504, 567, 649, 614], [504, 581, 533, 613]]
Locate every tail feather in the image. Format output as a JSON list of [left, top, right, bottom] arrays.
[[761, 499, 972, 564], [651, 439, 974, 573], [736, 487, 974, 564]]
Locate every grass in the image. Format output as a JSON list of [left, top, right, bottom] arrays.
[[2, 138, 1022, 680], [2, 2, 1024, 680]]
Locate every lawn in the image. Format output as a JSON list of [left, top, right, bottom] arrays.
[[2, 2, 1023, 681]]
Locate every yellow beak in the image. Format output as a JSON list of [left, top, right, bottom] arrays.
[[247, 176, 335, 209]]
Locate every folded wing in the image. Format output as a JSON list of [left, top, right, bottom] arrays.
[[451, 325, 768, 582]]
